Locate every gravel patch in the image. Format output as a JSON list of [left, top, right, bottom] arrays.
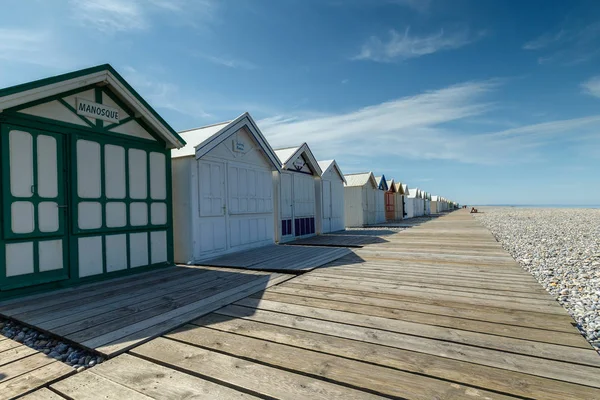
[[1, 316, 103, 370], [474, 207, 600, 352]]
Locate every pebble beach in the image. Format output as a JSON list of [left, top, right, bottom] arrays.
[[474, 207, 600, 352]]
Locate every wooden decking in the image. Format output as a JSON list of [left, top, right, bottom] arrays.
[[4, 210, 600, 399], [0, 266, 292, 358], [0, 336, 73, 399], [200, 244, 351, 271]]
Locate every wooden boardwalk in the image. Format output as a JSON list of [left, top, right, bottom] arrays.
[[200, 244, 351, 271], [0, 336, 73, 399], [38, 210, 600, 400], [0, 266, 292, 358]]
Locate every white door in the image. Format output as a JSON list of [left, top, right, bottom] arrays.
[[197, 160, 227, 256], [322, 180, 332, 233], [280, 173, 293, 240]]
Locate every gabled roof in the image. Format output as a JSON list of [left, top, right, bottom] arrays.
[[374, 175, 388, 191], [394, 181, 405, 194], [402, 184, 408, 194], [407, 188, 420, 198], [274, 143, 322, 176], [0, 64, 185, 149], [172, 112, 281, 171], [386, 179, 396, 192], [344, 172, 377, 188], [318, 159, 346, 183], [431, 195, 439, 201]]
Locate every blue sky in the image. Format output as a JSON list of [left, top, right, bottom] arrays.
[[1, 0, 599, 205]]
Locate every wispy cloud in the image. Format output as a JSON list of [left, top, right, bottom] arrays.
[[0, 28, 73, 68], [259, 80, 600, 165], [354, 27, 485, 62], [581, 76, 600, 98], [69, 0, 217, 33], [523, 22, 600, 65], [200, 55, 258, 70], [122, 66, 211, 119]]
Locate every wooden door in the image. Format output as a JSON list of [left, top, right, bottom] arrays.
[[196, 160, 227, 255], [1, 126, 68, 289], [322, 180, 332, 233], [280, 173, 293, 239], [385, 192, 395, 221]]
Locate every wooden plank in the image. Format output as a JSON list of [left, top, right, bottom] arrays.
[[0, 338, 22, 353], [212, 304, 600, 387], [233, 297, 599, 365], [0, 360, 73, 399], [251, 291, 590, 348], [93, 273, 293, 356], [90, 353, 260, 399], [131, 337, 399, 400], [193, 313, 600, 400], [61, 272, 261, 341], [290, 276, 566, 314], [37, 269, 239, 330], [0, 353, 56, 383], [168, 324, 517, 399], [51, 371, 153, 400], [0, 345, 37, 367], [20, 388, 67, 400]]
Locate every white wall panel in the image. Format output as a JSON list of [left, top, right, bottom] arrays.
[[9, 130, 33, 198], [5, 242, 34, 277], [151, 202, 167, 225], [39, 240, 63, 272], [77, 140, 101, 198], [105, 144, 126, 199], [106, 202, 127, 227], [129, 232, 148, 267], [150, 230, 167, 264], [130, 202, 148, 226], [36, 135, 58, 198], [150, 152, 166, 200], [78, 201, 102, 229], [11, 201, 35, 234], [106, 234, 127, 272], [38, 201, 59, 232], [78, 236, 103, 277], [128, 149, 147, 199]]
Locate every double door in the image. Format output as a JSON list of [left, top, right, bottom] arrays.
[[280, 172, 316, 240], [1, 126, 68, 289]]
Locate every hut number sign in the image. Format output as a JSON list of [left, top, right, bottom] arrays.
[[76, 98, 120, 124]]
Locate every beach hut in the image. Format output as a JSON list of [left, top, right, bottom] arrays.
[[0, 64, 185, 296], [431, 195, 440, 213], [171, 113, 281, 263], [344, 172, 378, 227], [317, 160, 346, 233], [374, 175, 388, 223], [407, 187, 421, 218], [394, 182, 406, 220], [274, 143, 322, 242], [384, 178, 396, 221]]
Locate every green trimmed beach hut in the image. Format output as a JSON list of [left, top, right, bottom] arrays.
[[0, 64, 185, 298]]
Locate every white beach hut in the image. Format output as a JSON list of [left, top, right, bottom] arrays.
[[407, 187, 420, 218], [274, 143, 322, 242], [374, 175, 388, 223], [172, 113, 281, 263], [317, 160, 346, 233], [0, 64, 185, 298], [394, 181, 406, 220], [344, 172, 378, 227]]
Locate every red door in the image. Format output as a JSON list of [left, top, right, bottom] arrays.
[[385, 192, 395, 221]]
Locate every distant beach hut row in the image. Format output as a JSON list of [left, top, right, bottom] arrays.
[[0, 64, 458, 298]]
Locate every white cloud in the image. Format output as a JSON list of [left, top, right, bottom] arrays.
[[122, 66, 211, 119], [523, 22, 600, 65], [0, 28, 73, 68], [201, 55, 258, 70], [354, 27, 484, 62], [258, 80, 600, 165], [69, 0, 217, 33], [581, 76, 600, 98]]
